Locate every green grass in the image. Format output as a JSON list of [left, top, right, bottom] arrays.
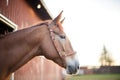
[[65, 74, 120, 80]]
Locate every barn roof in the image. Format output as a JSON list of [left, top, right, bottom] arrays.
[[26, 0, 53, 20]]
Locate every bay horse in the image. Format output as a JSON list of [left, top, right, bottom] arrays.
[[0, 11, 79, 80]]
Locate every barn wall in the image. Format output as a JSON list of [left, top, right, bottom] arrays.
[[0, 0, 63, 80], [0, 0, 41, 29], [14, 57, 62, 80]]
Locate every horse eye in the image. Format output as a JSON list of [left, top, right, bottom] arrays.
[[60, 35, 66, 39]]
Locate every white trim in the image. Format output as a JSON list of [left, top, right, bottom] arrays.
[[41, 0, 53, 19], [0, 13, 17, 31], [10, 73, 14, 80]]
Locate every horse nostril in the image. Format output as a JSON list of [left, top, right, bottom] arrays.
[[68, 65, 72, 69], [67, 65, 77, 74], [77, 65, 80, 69]]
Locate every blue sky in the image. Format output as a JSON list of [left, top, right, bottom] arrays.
[[44, 0, 120, 66]]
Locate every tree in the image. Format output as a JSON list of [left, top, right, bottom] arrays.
[[99, 45, 114, 66]]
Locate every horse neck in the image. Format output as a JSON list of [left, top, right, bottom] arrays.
[[0, 24, 48, 75]]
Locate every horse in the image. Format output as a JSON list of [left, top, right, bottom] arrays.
[[0, 11, 79, 80]]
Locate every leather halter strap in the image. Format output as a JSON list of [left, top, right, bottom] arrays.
[[37, 22, 76, 58], [47, 23, 76, 58], [49, 28, 76, 58]]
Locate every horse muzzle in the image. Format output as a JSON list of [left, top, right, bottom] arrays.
[[65, 57, 80, 74]]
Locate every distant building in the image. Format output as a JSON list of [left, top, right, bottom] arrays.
[[79, 66, 120, 75], [80, 66, 93, 75], [94, 66, 120, 74]]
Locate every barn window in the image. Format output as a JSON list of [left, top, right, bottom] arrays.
[[0, 14, 17, 38]]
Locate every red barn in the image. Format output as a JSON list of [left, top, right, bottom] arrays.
[[0, 0, 63, 80]]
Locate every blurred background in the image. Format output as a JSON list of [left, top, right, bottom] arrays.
[[44, 0, 120, 67]]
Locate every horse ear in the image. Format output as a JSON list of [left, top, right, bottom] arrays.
[[60, 18, 65, 24], [53, 10, 63, 23]]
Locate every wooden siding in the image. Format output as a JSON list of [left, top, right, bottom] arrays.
[[0, 0, 41, 29]]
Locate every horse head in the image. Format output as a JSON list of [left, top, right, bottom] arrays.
[[41, 11, 79, 74]]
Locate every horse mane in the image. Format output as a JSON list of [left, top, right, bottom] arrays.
[[0, 19, 62, 39], [0, 31, 9, 39], [0, 34, 5, 39], [0, 20, 51, 39]]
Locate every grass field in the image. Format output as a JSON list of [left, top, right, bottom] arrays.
[[65, 74, 120, 80]]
